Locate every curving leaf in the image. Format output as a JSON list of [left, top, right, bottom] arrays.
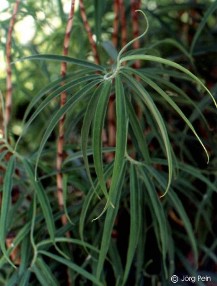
[[0, 155, 16, 268], [92, 81, 112, 200], [122, 72, 173, 196], [14, 54, 105, 71], [122, 165, 141, 285], [96, 75, 128, 279], [190, 1, 217, 54], [120, 54, 217, 108], [35, 79, 101, 178], [81, 83, 103, 189], [38, 250, 103, 286], [129, 68, 210, 163]]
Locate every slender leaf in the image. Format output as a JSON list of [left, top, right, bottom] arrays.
[[122, 73, 173, 196], [35, 79, 101, 178], [33, 257, 59, 286], [120, 55, 217, 107], [96, 75, 128, 279], [23, 159, 56, 242], [92, 80, 112, 200], [190, 1, 217, 54], [139, 167, 169, 277], [39, 251, 103, 286], [0, 155, 16, 268], [81, 83, 103, 188], [130, 69, 210, 163], [126, 96, 151, 164], [15, 54, 105, 71], [122, 165, 141, 285], [18, 74, 101, 144], [96, 163, 126, 280]]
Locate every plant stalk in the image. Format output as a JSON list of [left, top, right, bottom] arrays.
[[5, 0, 20, 137], [57, 0, 75, 228]]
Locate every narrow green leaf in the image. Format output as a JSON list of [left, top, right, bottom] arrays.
[[117, 10, 149, 62], [102, 41, 118, 61], [94, 0, 105, 42], [132, 69, 210, 163], [18, 235, 31, 277], [0, 222, 31, 268], [15, 54, 105, 71], [122, 165, 141, 285], [0, 155, 16, 268], [96, 163, 126, 280], [34, 257, 59, 286], [123, 73, 173, 196], [30, 192, 37, 266], [178, 162, 217, 192], [81, 83, 103, 189], [23, 159, 55, 242], [120, 55, 217, 108], [139, 167, 169, 277], [92, 80, 112, 200], [16, 74, 101, 149], [135, 186, 146, 285], [108, 239, 123, 282], [39, 251, 103, 286], [64, 147, 115, 165], [146, 166, 198, 265], [22, 70, 87, 123], [147, 73, 210, 131], [96, 75, 128, 279], [35, 79, 101, 178], [190, 1, 217, 54], [126, 96, 151, 164], [36, 237, 99, 254], [6, 272, 19, 286], [31, 263, 53, 286], [63, 175, 74, 225], [79, 164, 113, 246], [18, 270, 31, 286]]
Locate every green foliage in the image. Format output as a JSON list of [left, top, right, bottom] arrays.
[[1, 1, 217, 285]]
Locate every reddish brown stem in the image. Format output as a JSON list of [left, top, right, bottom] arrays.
[[57, 0, 75, 228], [106, 0, 120, 162], [112, 0, 119, 48], [119, 0, 127, 47], [79, 0, 100, 64], [130, 0, 141, 68], [131, 0, 142, 118], [108, 0, 127, 160], [5, 0, 20, 136]]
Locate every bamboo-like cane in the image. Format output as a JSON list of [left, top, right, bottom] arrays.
[[56, 0, 76, 229], [5, 0, 20, 136], [119, 0, 127, 47], [105, 0, 120, 162], [130, 0, 141, 68], [107, 0, 127, 160], [131, 0, 142, 119], [79, 0, 100, 65], [3, 0, 21, 266], [112, 0, 119, 48]]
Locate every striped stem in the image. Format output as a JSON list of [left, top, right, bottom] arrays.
[[107, 0, 120, 161], [119, 0, 127, 47], [5, 0, 20, 136], [130, 0, 141, 68], [130, 1, 142, 118], [112, 0, 119, 48], [79, 0, 100, 64], [57, 0, 75, 228]]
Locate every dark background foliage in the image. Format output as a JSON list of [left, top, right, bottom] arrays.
[[0, 1, 217, 285]]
